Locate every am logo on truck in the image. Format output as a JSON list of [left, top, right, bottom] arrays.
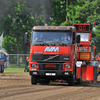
[[44, 47, 59, 52]]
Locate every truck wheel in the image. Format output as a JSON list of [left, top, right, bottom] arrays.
[[93, 67, 98, 84], [68, 73, 75, 86], [31, 75, 38, 85], [77, 68, 82, 85], [1, 66, 4, 73], [0, 66, 4, 73]]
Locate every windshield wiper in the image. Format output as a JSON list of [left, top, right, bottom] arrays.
[[43, 55, 59, 62], [49, 41, 67, 46], [33, 41, 49, 46]]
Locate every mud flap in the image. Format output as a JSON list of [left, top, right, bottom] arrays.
[[93, 66, 98, 84], [76, 61, 82, 84], [76, 61, 82, 79]]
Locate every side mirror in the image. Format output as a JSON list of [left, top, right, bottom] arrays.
[[76, 35, 80, 43], [25, 32, 28, 45]]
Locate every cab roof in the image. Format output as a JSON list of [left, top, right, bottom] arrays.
[[32, 26, 76, 31]]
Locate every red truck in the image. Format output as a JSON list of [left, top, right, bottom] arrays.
[[25, 26, 82, 85], [73, 23, 98, 83]]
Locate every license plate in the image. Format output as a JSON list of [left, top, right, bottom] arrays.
[[45, 73, 56, 76]]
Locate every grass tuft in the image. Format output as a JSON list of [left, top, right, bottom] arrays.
[[4, 68, 27, 73]]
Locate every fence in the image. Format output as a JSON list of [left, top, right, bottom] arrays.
[[9, 54, 30, 68]]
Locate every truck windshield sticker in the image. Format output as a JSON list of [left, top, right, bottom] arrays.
[[79, 47, 88, 51], [44, 47, 59, 52]]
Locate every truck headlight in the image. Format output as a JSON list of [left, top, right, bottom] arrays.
[[31, 64, 37, 67], [65, 64, 70, 68]]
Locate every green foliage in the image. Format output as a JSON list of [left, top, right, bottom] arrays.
[[2, 36, 17, 53], [1, 1, 44, 54], [60, 21, 68, 26], [55, 0, 100, 53], [93, 26, 100, 53], [50, 0, 66, 25], [1, 0, 100, 54], [4, 68, 25, 73], [50, 0, 77, 26]]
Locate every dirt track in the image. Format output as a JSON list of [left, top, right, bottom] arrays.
[[0, 73, 100, 100]]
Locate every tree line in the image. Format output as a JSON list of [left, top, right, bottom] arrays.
[[0, 0, 100, 54]]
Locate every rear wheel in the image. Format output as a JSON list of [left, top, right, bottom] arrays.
[[0, 66, 4, 73], [68, 73, 75, 86], [93, 67, 98, 84], [77, 68, 82, 85], [31, 75, 38, 85]]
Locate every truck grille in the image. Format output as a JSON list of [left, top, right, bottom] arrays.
[[32, 54, 70, 62]]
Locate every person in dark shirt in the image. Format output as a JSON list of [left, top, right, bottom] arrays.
[[61, 33, 70, 41], [34, 33, 45, 41]]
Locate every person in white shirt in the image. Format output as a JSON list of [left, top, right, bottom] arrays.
[[61, 33, 70, 41], [81, 35, 88, 41]]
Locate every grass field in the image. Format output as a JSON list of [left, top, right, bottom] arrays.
[[4, 68, 27, 73]]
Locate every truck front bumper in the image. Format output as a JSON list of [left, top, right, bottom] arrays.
[[29, 70, 73, 77]]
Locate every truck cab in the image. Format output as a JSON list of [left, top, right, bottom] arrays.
[[73, 24, 92, 61], [25, 26, 80, 85]]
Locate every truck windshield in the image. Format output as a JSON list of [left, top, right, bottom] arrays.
[[77, 33, 89, 42], [31, 31, 72, 46]]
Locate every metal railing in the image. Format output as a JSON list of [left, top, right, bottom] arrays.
[[9, 54, 30, 68]]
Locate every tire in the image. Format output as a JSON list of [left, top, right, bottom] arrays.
[[0, 66, 4, 73], [68, 73, 75, 86], [77, 68, 82, 85], [93, 68, 98, 84], [31, 75, 38, 85], [0, 66, 1, 73]]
